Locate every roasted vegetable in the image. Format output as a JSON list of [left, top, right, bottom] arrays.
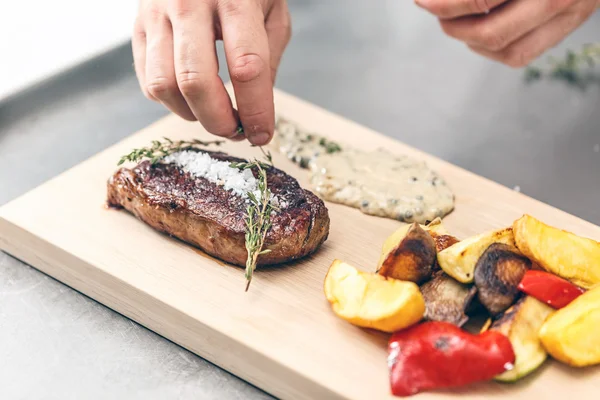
[[426, 218, 460, 252], [539, 285, 600, 367], [377, 223, 436, 284], [379, 218, 457, 261], [474, 243, 531, 315], [513, 214, 600, 289], [483, 296, 554, 382], [518, 270, 586, 309], [437, 227, 517, 283], [324, 260, 425, 333], [420, 271, 477, 326], [430, 232, 460, 252], [388, 321, 515, 397]]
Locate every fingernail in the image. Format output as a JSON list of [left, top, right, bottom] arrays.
[[248, 132, 271, 146]]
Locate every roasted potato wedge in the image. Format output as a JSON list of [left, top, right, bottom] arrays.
[[513, 214, 600, 289], [379, 218, 452, 261], [539, 285, 600, 367], [474, 243, 531, 315], [426, 217, 460, 252], [420, 271, 477, 327], [377, 223, 437, 284], [430, 232, 460, 252], [484, 296, 554, 382], [437, 227, 517, 283], [324, 260, 425, 333], [424, 217, 448, 232]]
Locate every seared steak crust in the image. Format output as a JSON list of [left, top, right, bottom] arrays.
[[107, 150, 330, 266]]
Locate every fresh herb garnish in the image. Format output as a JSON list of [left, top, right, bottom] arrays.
[[117, 137, 224, 165], [525, 43, 600, 87], [229, 149, 277, 291], [318, 137, 342, 154]]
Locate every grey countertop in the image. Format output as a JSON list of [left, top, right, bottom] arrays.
[[1, 2, 599, 399]]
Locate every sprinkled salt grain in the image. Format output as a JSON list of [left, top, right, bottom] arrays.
[[513, 185, 521, 192], [164, 151, 258, 198]]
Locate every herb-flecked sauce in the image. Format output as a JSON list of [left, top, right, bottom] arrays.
[[274, 118, 455, 223]]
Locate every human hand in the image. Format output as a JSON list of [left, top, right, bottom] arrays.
[[415, 0, 599, 67], [133, 0, 291, 145]]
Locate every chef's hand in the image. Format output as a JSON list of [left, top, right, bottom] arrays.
[[416, 0, 599, 67], [133, 0, 291, 145]]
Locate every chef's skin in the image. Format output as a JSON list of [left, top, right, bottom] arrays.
[[133, 0, 600, 146]]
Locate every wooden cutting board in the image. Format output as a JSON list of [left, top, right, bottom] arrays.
[[1, 88, 599, 400]]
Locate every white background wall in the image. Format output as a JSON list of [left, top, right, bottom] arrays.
[[0, 1, 137, 100]]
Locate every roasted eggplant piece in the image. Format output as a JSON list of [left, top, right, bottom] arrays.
[[484, 296, 554, 382], [437, 227, 517, 283], [420, 271, 477, 327], [539, 285, 600, 367], [378, 223, 437, 284], [474, 243, 531, 315], [513, 214, 600, 289]]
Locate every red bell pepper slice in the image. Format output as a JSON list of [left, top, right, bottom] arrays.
[[518, 270, 585, 309], [387, 321, 515, 397]]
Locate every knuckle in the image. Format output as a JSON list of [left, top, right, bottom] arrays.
[[504, 49, 531, 68], [218, 0, 242, 18], [477, 25, 507, 51], [169, 0, 208, 19], [145, 4, 167, 23], [240, 107, 270, 122], [230, 53, 266, 83], [177, 72, 210, 97], [146, 77, 177, 98], [133, 17, 145, 35]]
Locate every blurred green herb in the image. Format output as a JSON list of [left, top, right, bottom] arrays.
[[318, 137, 342, 154], [525, 43, 600, 87]]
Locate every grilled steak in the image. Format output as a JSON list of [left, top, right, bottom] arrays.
[[107, 150, 330, 266]]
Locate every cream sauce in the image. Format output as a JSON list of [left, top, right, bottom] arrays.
[[274, 117, 342, 169], [274, 118, 455, 223]]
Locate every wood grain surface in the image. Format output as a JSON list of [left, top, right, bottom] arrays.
[[1, 88, 599, 399]]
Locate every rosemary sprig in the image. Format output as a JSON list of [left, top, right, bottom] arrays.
[[229, 149, 277, 291], [117, 137, 224, 165]]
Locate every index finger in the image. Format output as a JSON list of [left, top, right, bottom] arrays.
[[416, 0, 508, 19], [219, 0, 275, 146]]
